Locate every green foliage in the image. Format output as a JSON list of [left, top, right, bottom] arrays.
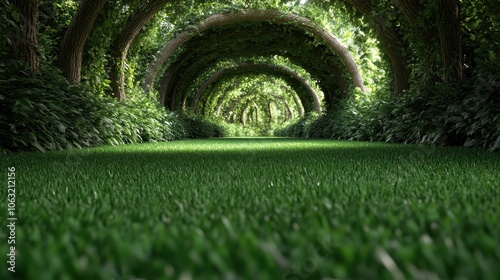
[[0, 0, 20, 56], [0, 58, 103, 152], [220, 123, 261, 137], [461, 0, 500, 66], [0, 57, 197, 153], [177, 113, 227, 139], [3, 0, 500, 152], [278, 60, 500, 151], [1, 138, 499, 279], [37, 0, 80, 63], [94, 90, 183, 145], [274, 113, 317, 138]]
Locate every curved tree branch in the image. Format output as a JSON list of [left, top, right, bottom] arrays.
[[58, 0, 108, 83], [345, 0, 410, 95], [110, 0, 169, 100]]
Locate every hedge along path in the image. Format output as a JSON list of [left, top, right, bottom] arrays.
[[189, 63, 322, 116], [158, 26, 348, 111], [143, 9, 366, 94]]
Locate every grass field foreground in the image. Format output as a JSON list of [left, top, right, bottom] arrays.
[[1, 138, 499, 280]]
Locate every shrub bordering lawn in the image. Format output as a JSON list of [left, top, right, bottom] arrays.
[[0, 58, 223, 153], [276, 61, 500, 152]]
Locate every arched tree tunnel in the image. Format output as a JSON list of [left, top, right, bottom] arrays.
[[155, 21, 354, 112], [143, 9, 366, 104], [6, 0, 495, 149], [198, 73, 308, 122], [208, 81, 306, 120], [207, 76, 303, 127], [55, 0, 422, 104], [54, 2, 412, 124], [187, 63, 322, 116], [3, 2, 499, 277]]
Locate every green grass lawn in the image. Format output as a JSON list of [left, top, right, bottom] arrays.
[[1, 138, 499, 280]]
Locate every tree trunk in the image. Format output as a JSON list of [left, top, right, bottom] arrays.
[[267, 101, 273, 124], [253, 104, 259, 125], [283, 100, 293, 122], [110, 0, 170, 100], [290, 91, 304, 117], [11, 0, 39, 75], [228, 99, 238, 123], [346, 0, 410, 95], [58, 0, 108, 83], [393, 0, 432, 39], [394, 0, 440, 80], [215, 91, 229, 117], [240, 101, 251, 127], [159, 52, 190, 107], [438, 0, 463, 84]]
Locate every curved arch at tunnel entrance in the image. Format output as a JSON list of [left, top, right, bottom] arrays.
[[143, 9, 366, 97], [159, 38, 349, 108], [188, 63, 322, 116], [157, 26, 350, 111]]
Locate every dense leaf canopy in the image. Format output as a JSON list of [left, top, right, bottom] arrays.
[[1, 0, 498, 147]]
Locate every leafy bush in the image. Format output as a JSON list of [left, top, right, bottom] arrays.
[[274, 114, 316, 138], [177, 113, 226, 139], [94, 91, 183, 145], [276, 60, 500, 151], [0, 58, 104, 152], [218, 122, 260, 137], [165, 112, 188, 140], [0, 58, 189, 153]]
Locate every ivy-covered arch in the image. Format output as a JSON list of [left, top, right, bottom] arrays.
[[158, 23, 349, 110], [187, 63, 322, 116], [144, 9, 366, 101]]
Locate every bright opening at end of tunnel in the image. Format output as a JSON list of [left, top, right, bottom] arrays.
[[300, 0, 308, 4]]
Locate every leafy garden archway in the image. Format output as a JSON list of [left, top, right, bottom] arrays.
[[141, 9, 366, 104], [2, 0, 498, 151], [156, 22, 350, 111], [186, 63, 322, 115]]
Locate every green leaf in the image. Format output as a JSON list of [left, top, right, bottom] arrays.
[[32, 141, 45, 153]]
